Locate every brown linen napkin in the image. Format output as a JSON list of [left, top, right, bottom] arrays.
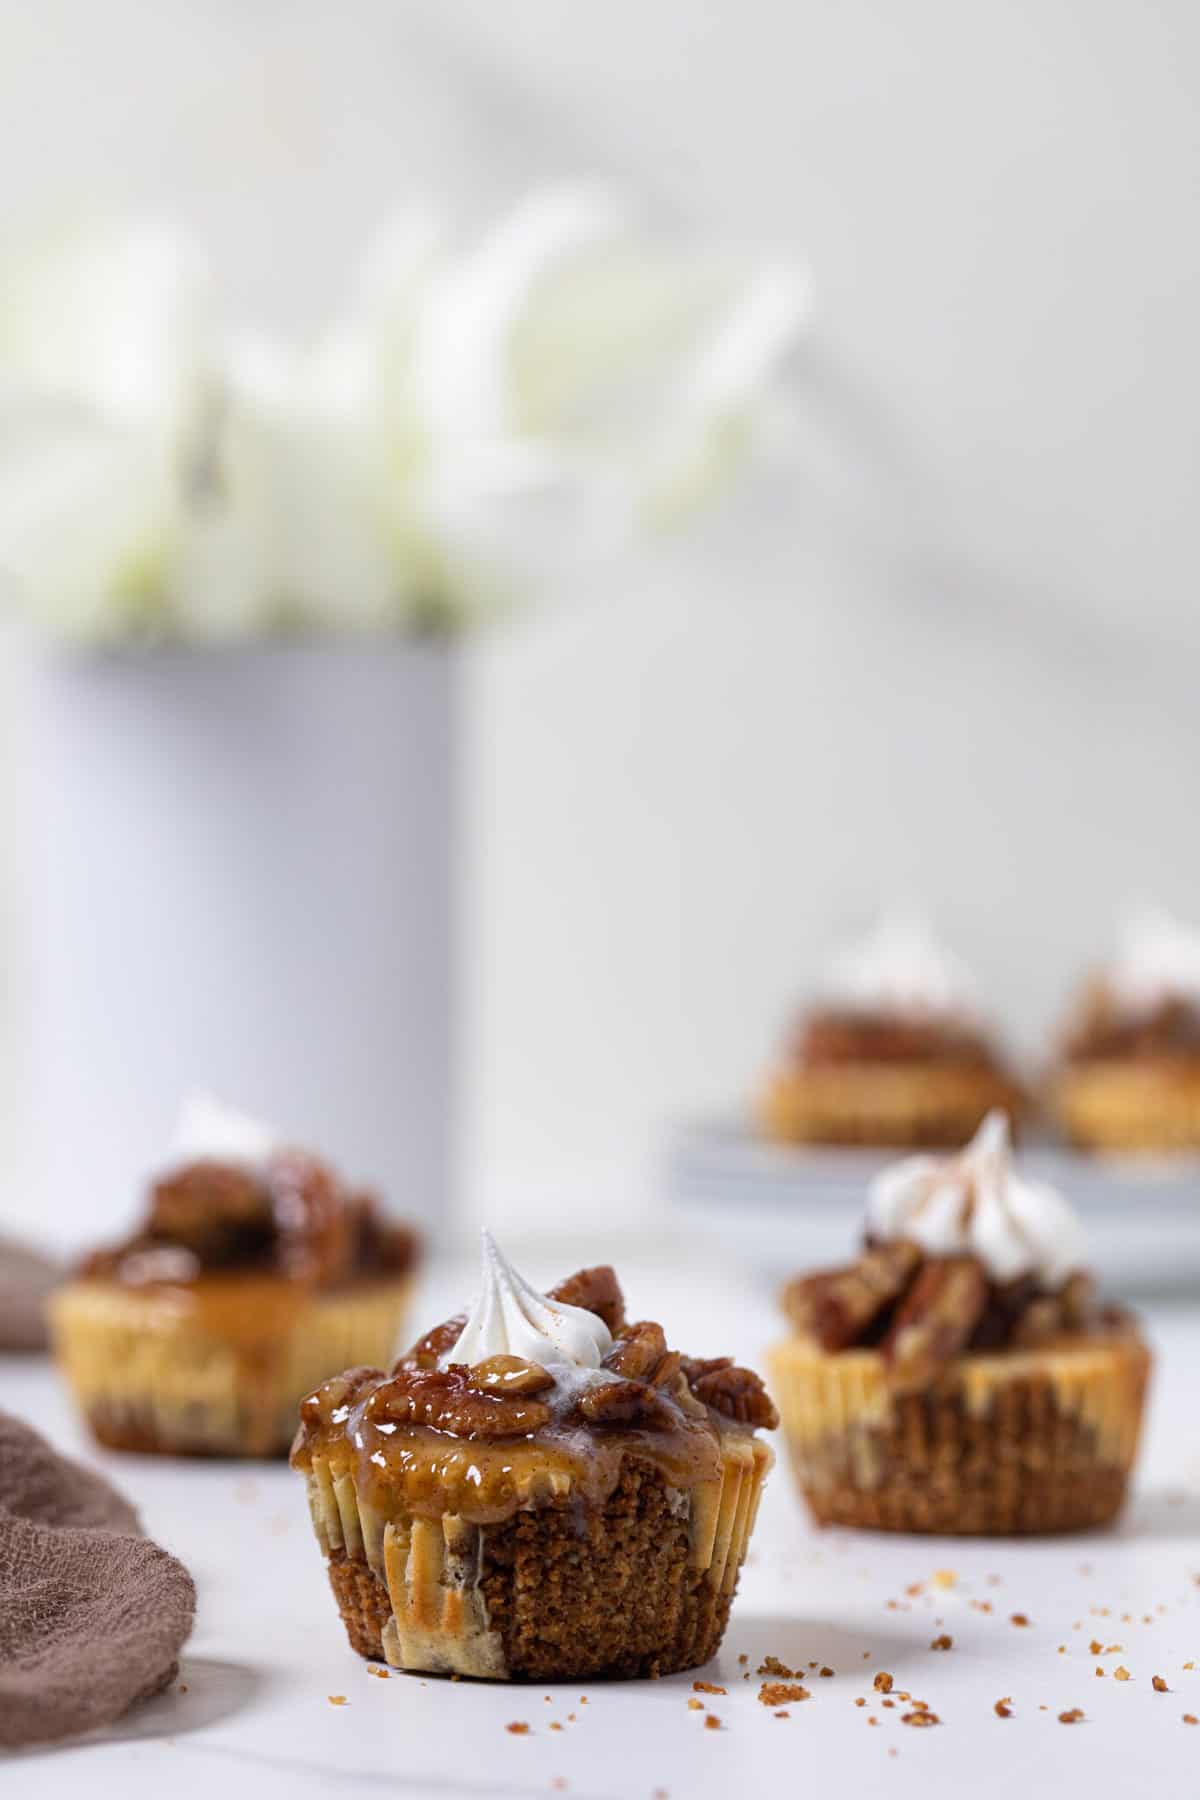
[[0, 1413, 196, 1749], [0, 1237, 61, 1351]]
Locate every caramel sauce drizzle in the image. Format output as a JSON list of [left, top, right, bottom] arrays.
[[292, 1371, 724, 1527]]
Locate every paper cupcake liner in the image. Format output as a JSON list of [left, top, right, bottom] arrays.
[[51, 1276, 413, 1458], [303, 1431, 772, 1680], [769, 1333, 1149, 1535], [760, 1063, 1024, 1149], [1052, 1062, 1200, 1152]]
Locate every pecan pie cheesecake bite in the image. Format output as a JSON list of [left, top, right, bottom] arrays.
[[771, 1111, 1150, 1534], [760, 916, 1025, 1149], [51, 1095, 420, 1458], [1050, 909, 1200, 1152], [291, 1231, 776, 1680]]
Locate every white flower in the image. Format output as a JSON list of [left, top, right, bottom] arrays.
[[343, 182, 813, 621], [0, 194, 811, 642], [0, 220, 212, 640]]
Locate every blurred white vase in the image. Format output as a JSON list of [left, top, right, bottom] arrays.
[[11, 641, 454, 1249]]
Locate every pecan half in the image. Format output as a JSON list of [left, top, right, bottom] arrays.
[[576, 1379, 675, 1429], [367, 1366, 551, 1438], [881, 1256, 987, 1391], [146, 1161, 275, 1267], [686, 1361, 779, 1429], [267, 1149, 355, 1286], [400, 1312, 468, 1370], [604, 1320, 668, 1381], [1058, 1270, 1095, 1329], [469, 1355, 555, 1395], [781, 1240, 921, 1350], [297, 1365, 385, 1437], [548, 1265, 626, 1334]]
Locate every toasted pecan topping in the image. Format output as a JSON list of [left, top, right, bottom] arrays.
[[881, 1256, 987, 1391], [576, 1379, 676, 1430], [84, 1146, 418, 1289], [782, 1241, 921, 1350], [402, 1313, 468, 1370], [604, 1321, 669, 1381], [684, 1360, 779, 1429], [365, 1366, 552, 1438], [469, 1355, 555, 1396], [547, 1265, 626, 1334]]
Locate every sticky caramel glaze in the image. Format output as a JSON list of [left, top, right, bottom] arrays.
[[292, 1372, 725, 1528]]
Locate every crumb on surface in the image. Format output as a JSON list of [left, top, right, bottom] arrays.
[[1011, 1613, 1031, 1627], [757, 1656, 795, 1679], [505, 1722, 530, 1736], [873, 1671, 894, 1693], [855, 1697, 866, 1707], [1096, 1668, 1105, 1677], [774, 1710, 790, 1719], [994, 1698, 1012, 1718], [931, 1635, 952, 1651], [327, 1695, 347, 1707], [819, 1666, 834, 1678], [901, 1711, 939, 1727], [693, 1681, 726, 1695], [550, 1722, 562, 1732], [738, 1654, 748, 1665], [1090, 1640, 1103, 1655], [1153, 1676, 1169, 1693], [1185, 1662, 1195, 1671], [688, 1699, 704, 1711], [933, 1569, 957, 1589], [759, 1682, 810, 1707], [1185, 1715, 1198, 1725], [704, 1713, 721, 1731], [1058, 1708, 1085, 1724], [1114, 1667, 1131, 1682]]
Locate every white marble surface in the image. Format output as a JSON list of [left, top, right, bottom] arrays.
[[6, 1251, 1200, 1798]]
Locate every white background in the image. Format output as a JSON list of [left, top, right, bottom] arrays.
[[1, 1, 1199, 1235]]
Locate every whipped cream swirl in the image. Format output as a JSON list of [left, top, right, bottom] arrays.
[[822, 915, 980, 1021], [446, 1230, 614, 1373], [1104, 907, 1200, 1018], [171, 1091, 280, 1169], [865, 1111, 1085, 1287]]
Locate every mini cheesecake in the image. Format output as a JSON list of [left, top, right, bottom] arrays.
[[1050, 909, 1200, 1152], [761, 917, 1024, 1150], [51, 1096, 419, 1458], [770, 1112, 1150, 1534], [292, 1233, 776, 1681]]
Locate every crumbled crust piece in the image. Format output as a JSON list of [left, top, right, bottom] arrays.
[[994, 1698, 1012, 1718], [901, 1711, 940, 1727], [873, 1671, 894, 1693], [759, 1682, 810, 1706], [1153, 1676, 1169, 1692], [758, 1656, 796, 1678], [1058, 1708, 1085, 1724], [505, 1721, 530, 1735], [931, 1635, 952, 1651]]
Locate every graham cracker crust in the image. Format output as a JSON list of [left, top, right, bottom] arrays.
[[326, 1459, 736, 1680]]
